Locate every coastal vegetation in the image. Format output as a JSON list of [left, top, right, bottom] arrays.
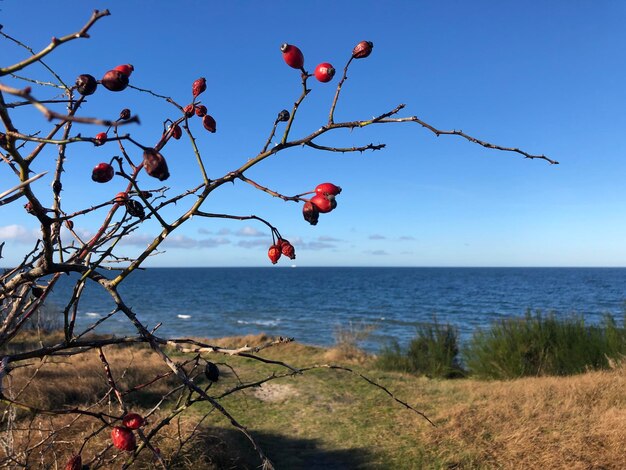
[[3, 329, 625, 469], [376, 311, 626, 380]]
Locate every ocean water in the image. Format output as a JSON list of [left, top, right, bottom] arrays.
[[44, 267, 626, 351]]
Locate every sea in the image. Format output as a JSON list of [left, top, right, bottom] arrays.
[[42, 267, 626, 352]]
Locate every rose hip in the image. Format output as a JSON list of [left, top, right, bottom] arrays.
[[195, 105, 207, 117], [202, 115, 217, 133], [268, 244, 281, 264], [314, 63, 335, 83], [192, 77, 206, 97], [101, 69, 129, 92], [111, 426, 136, 452], [75, 74, 97, 96], [310, 194, 336, 213], [114, 64, 134, 77], [302, 201, 319, 225], [122, 413, 145, 430], [142, 148, 170, 181], [352, 40, 374, 59], [91, 163, 114, 183], [315, 182, 342, 196], [280, 43, 304, 69]]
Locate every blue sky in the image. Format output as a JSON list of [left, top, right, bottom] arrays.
[[1, 1, 626, 267]]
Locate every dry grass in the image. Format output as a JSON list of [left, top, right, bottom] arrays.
[[8, 344, 176, 411], [417, 365, 626, 469], [2, 334, 626, 468]]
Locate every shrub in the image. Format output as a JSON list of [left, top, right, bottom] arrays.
[[465, 311, 626, 379], [377, 320, 464, 379]]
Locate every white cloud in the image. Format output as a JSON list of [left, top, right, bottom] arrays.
[[369, 234, 386, 240], [318, 235, 343, 242], [366, 250, 389, 256], [0, 224, 39, 244], [236, 226, 265, 237], [305, 241, 336, 250], [120, 233, 230, 249], [0, 224, 29, 239], [237, 239, 268, 248]]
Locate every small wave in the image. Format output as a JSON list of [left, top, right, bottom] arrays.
[[177, 314, 192, 319], [85, 312, 101, 317], [236, 319, 280, 327]]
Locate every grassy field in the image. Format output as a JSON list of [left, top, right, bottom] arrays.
[[3, 333, 626, 469]]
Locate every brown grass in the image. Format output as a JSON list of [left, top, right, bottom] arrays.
[[8, 344, 175, 411], [2, 335, 626, 469]]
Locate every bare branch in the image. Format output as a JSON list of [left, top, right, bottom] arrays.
[[0, 9, 111, 77]]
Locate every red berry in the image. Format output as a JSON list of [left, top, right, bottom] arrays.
[[75, 74, 97, 96], [192, 77, 206, 98], [94, 132, 107, 146], [314, 63, 335, 83], [195, 104, 207, 117], [280, 43, 304, 69], [302, 201, 319, 225], [183, 104, 195, 117], [114, 192, 128, 203], [64, 454, 82, 470], [114, 64, 134, 77], [352, 40, 374, 59], [202, 114, 217, 133], [171, 124, 182, 140], [101, 69, 129, 92], [91, 163, 114, 183], [122, 413, 145, 430], [310, 194, 336, 213], [142, 149, 170, 181], [111, 426, 136, 452], [315, 182, 342, 196], [268, 244, 281, 264], [280, 239, 296, 260]]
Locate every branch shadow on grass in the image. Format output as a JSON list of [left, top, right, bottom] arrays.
[[169, 426, 375, 470]]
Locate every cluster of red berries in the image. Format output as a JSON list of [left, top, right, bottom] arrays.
[[110, 412, 145, 452], [65, 412, 145, 467], [75, 63, 134, 97], [280, 43, 336, 83], [181, 77, 217, 133], [303, 183, 342, 225], [268, 238, 296, 264], [79, 64, 135, 185], [280, 40, 373, 83]]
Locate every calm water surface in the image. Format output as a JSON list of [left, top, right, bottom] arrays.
[[45, 267, 626, 351]]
